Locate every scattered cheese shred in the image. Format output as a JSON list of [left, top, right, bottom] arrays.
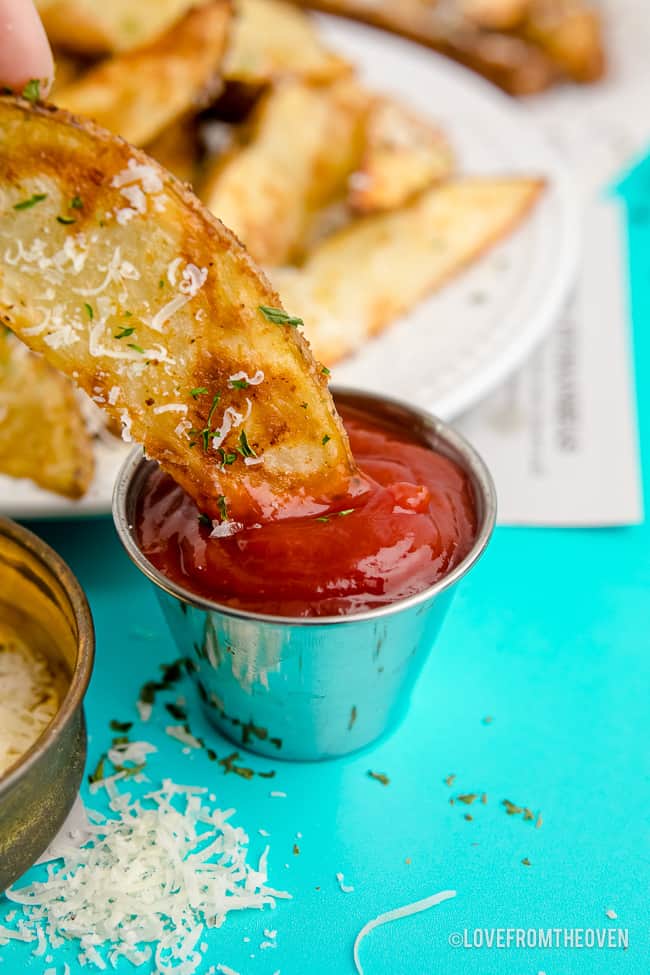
[[336, 873, 354, 894], [0, 629, 60, 776], [353, 890, 457, 975], [4, 780, 290, 975]]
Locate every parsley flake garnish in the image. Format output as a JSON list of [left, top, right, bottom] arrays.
[[237, 430, 256, 458], [22, 79, 41, 103], [56, 215, 76, 225], [316, 516, 330, 523], [258, 305, 304, 328], [109, 719, 133, 733], [88, 754, 107, 785], [115, 326, 135, 339], [322, 434, 331, 445], [338, 509, 354, 517], [321, 366, 331, 376], [159, 279, 165, 288], [216, 494, 228, 520], [14, 193, 47, 210], [128, 342, 144, 354], [83, 302, 93, 320], [70, 196, 83, 209], [189, 386, 208, 399], [230, 379, 249, 389]]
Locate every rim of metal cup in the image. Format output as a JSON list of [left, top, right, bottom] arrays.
[[112, 387, 497, 626], [0, 517, 95, 794]]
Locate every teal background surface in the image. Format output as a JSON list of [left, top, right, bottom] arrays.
[[1, 161, 649, 975]]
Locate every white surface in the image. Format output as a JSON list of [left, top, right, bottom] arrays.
[[458, 196, 643, 526], [0, 17, 579, 519]]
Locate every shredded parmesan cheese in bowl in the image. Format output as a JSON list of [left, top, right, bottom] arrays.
[[0, 627, 60, 777]]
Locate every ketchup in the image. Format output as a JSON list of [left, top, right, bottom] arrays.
[[136, 406, 477, 617]]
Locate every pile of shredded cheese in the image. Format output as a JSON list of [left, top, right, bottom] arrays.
[[1, 779, 289, 974], [0, 628, 60, 777]]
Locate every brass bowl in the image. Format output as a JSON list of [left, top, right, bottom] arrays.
[[0, 518, 94, 890]]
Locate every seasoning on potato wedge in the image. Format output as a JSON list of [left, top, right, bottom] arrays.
[[0, 97, 357, 524], [0, 330, 94, 498], [273, 177, 545, 365]]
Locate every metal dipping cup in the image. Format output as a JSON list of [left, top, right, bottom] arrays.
[[113, 388, 496, 761]]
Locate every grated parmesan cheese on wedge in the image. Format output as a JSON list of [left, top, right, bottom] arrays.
[[4, 780, 290, 974], [0, 629, 60, 776]]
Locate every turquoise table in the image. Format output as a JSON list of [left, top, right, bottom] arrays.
[[2, 163, 649, 975]]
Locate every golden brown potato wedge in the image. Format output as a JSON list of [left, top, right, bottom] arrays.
[[224, 0, 352, 85], [273, 177, 544, 365], [289, 0, 558, 95], [349, 96, 454, 214], [36, 0, 203, 55], [54, 2, 231, 147], [201, 79, 368, 266], [0, 97, 357, 524], [146, 118, 201, 185], [0, 330, 94, 498], [521, 0, 605, 82]]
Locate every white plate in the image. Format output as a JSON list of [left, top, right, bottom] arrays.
[[0, 16, 578, 520]]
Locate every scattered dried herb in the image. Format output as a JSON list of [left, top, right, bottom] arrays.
[[258, 305, 303, 328], [56, 215, 76, 225], [521, 858, 531, 867], [444, 774, 456, 787], [88, 754, 107, 784], [165, 701, 187, 721], [457, 793, 478, 805], [368, 771, 390, 786], [348, 706, 357, 730], [482, 715, 493, 725], [14, 193, 47, 210], [293, 844, 300, 856], [21, 79, 41, 103], [481, 793, 488, 805], [503, 799, 523, 816], [109, 719, 133, 733], [464, 814, 473, 821], [535, 814, 543, 829]]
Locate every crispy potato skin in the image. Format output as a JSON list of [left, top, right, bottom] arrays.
[[0, 97, 357, 523], [55, 2, 232, 147], [273, 177, 544, 365], [200, 79, 368, 265], [0, 331, 94, 498]]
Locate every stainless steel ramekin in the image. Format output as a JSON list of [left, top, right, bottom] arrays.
[[113, 388, 496, 761], [0, 518, 94, 889]]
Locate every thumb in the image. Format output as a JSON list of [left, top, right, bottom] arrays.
[[0, 0, 54, 96]]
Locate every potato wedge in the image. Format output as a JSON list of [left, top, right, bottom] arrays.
[[36, 0, 202, 55], [521, 0, 605, 83], [0, 330, 94, 498], [54, 2, 231, 147], [224, 0, 352, 85], [273, 177, 544, 364], [0, 97, 357, 523], [201, 79, 368, 265], [289, 0, 558, 95], [349, 96, 454, 214], [146, 118, 201, 185]]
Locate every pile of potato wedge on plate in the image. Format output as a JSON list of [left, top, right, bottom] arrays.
[[0, 0, 572, 501]]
